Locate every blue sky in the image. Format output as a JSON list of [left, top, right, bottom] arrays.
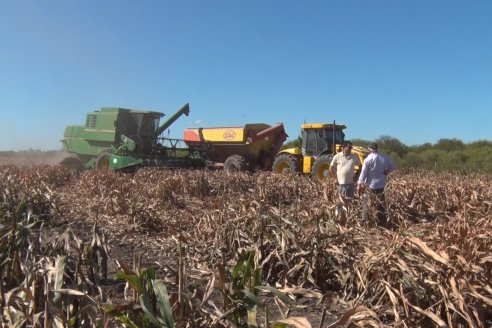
[[0, 1, 491, 151]]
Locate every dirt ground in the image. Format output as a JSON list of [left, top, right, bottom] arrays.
[[48, 212, 336, 326]]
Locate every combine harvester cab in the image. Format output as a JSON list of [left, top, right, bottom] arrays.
[[60, 103, 210, 172], [184, 123, 288, 171]]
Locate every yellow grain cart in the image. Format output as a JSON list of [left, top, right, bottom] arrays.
[[184, 123, 287, 171]]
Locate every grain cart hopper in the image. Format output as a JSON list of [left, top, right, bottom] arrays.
[[272, 122, 369, 179], [183, 123, 288, 171], [60, 103, 209, 171]]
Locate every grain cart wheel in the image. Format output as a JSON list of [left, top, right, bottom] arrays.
[[272, 154, 300, 175], [224, 155, 247, 171], [60, 156, 85, 172], [95, 151, 112, 170], [312, 154, 334, 180]]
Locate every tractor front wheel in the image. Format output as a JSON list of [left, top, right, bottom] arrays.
[[272, 154, 300, 175], [311, 155, 334, 180]]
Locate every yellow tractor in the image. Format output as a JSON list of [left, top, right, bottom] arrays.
[[272, 122, 369, 179]]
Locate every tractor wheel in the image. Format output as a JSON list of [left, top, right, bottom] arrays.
[[311, 154, 334, 180], [224, 155, 247, 171], [59, 156, 85, 172], [95, 151, 112, 170], [272, 154, 300, 175]]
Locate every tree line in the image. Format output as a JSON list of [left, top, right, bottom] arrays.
[[282, 136, 492, 173], [2, 137, 491, 173]]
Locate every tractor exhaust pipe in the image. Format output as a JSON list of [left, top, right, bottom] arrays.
[[332, 120, 336, 154]]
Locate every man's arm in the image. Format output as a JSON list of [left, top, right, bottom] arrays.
[[329, 164, 336, 178], [329, 154, 338, 181], [384, 155, 397, 175], [353, 155, 362, 182], [357, 159, 368, 193]]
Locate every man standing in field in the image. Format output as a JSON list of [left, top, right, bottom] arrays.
[[357, 142, 396, 227], [329, 141, 361, 208]]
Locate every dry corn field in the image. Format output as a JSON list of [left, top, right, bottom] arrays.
[[1, 164, 491, 327]]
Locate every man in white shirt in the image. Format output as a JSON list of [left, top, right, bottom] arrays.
[[357, 142, 397, 226], [329, 141, 361, 207]]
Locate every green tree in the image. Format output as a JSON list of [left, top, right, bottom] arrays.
[[402, 152, 423, 169], [385, 151, 403, 168], [376, 135, 408, 157], [411, 142, 433, 153], [463, 142, 492, 172], [281, 135, 302, 150], [351, 138, 370, 148], [420, 149, 447, 170], [435, 138, 465, 152]]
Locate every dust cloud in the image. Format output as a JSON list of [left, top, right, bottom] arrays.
[[0, 150, 68, 167]]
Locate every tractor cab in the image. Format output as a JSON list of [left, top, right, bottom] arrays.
[[301, 123, 346, 156]]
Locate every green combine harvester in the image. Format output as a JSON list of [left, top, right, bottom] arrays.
[[60, 103, 210, 171]]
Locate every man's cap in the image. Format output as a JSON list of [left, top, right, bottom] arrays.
[[368, 142, 378, 150]]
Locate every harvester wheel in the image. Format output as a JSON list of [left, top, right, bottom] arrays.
[[224, 155, 247, 171], [312, 154, 334, 180], [95, 151, 112, 170], [272, 154, 300, 175], [60, 156, 85, 172]]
